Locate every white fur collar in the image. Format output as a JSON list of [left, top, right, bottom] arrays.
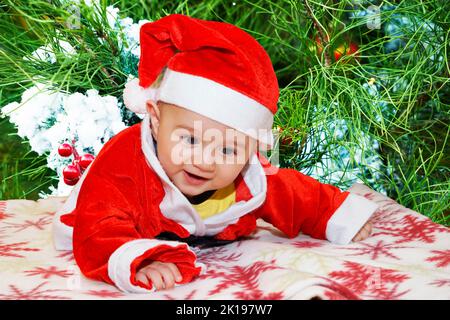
[[140, 114, 267, 236]]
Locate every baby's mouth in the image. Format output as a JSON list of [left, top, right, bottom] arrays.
[[185, 171, 208, 180], [183, 170, 210, 185]]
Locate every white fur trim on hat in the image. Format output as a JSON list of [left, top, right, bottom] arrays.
[[158, 69, 274, 146], [123, 78, 157, 114], [123, 69, 275, 148]]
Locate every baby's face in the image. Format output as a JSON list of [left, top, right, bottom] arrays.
[[148, 101, 257, 197]]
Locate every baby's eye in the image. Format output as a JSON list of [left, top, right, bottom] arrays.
[[221, 147, 236, 156], [182, 135, 200, 145]]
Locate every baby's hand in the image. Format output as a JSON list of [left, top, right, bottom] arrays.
[[352, 221, 373, 242], [136, 261, 182, 291]]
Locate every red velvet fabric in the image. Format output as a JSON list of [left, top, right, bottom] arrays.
[[130, 244, 202, 290], [138, 14, 279, 114], [253, 166, 350, 239]]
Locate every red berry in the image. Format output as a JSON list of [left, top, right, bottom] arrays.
[[58, 143, 73, 157], [64, 177, 79, 186], [79, 154, 95, 169], [348, 42, 358, 55], [63, 164, 81, 180]]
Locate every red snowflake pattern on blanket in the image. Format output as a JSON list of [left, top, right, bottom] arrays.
[[0, 201, 8, 218], [24, 266, 74, 279], [0, 282, 69, 300], [371, 207, 404, 226], [3, 217, 52, 233], [328, 261, 410, 299], [361, 192, 377, 201], [85, 289, 124, 298], [57, 251, 75, 262], [0, 212, 13, 220], [429, 279, 450, 288], [0, 201, 12, 220], [319, 277, 362, 300], [197, 246, 242, 267], [198, 260, 283, 299], [235, 289, 283, 300], [426, 250, 450, 268], [339, 240, 410, 260], [0, 241, 39, 258], [372, 214, 449, 244], [292, 240, 325, 248]]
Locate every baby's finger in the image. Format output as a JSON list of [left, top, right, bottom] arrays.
[[366, 223, 373, 235], [362, 224, 373, 238], [361, 224, 371, 237], [352, 233, 362, 242], [145, 268, 165, 290], [360, 230, 369, 240], [157, 264, 177, 289], [135, 271, 150, 287], [165, 262, 182, 282]]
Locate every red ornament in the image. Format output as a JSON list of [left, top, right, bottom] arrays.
[[64, 177, 79, 186], [63, 164, 81, 180], [79, 154, 95, 169], [333, 42, 359, 61], [58, 143, 73, 157], [314, 36, 359, 62]]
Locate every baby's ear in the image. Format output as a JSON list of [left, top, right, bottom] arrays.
[[145, 100, 156, 114], [146, 100, 161, 137]]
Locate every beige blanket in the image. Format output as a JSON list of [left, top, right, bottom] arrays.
[[0, 183, 448, 299]]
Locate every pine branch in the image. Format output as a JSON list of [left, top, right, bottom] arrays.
[[302, 0, 331, 67]]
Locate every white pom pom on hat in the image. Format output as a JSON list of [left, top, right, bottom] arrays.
[[123, 78, 157, 114]]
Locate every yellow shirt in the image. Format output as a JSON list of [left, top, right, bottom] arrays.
[[192, 182, 236, 220]]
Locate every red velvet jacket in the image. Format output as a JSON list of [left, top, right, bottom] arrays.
[[52, 118, 378, 293]]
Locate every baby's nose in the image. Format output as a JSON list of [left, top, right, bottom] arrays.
[[192, 148, 216, 172], [194, 162, 215, 174]]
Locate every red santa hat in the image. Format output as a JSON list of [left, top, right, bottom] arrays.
[[123, 14, 279, 149]]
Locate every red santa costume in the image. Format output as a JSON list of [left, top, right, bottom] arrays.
[[52, 14, 378, 293]]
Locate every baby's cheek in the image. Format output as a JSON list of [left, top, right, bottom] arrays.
[[160, 139, 184, 165], [214, 164, 242, 186], [173, 145, 198, 167], [157, 149, 180, 178]]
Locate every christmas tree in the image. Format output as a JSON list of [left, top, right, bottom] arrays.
[[0, 0, 448, 225]]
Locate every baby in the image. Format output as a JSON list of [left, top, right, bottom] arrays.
[[52, 14, 377, 293]]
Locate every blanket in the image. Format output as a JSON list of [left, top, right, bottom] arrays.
[[0, 183, 448, 300]]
